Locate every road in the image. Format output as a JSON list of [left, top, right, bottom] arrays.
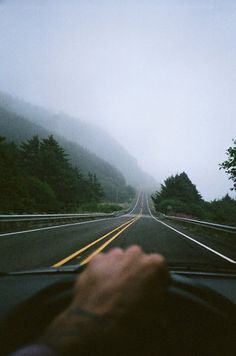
[[0, 194, 235, 273]]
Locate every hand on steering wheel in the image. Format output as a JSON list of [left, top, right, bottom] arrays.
[[1, 247, 235, 356]]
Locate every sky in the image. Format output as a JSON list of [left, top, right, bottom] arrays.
[[0, 0, 236, 200]]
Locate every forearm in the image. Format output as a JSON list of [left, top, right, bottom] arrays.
[[41, 308, 112, 356]]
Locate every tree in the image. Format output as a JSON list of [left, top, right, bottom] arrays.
[[153, 172, 202, 204], [220, 139, 236, 191], [0, 134, 128, 213], [152, 172, 203, 217], [23, 176, 58, 213], [206, 194, 236, 226], [39, 135, 69, 182], [20, 135, 41, 177], [86, 172, 104, 202], [0, 136, 29, 212]]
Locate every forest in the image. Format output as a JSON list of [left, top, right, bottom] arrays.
[[0, 105, 136, 205], [152, 172, 236, 226], [0, 91, 155, 190], [0, 134, 134, 213]]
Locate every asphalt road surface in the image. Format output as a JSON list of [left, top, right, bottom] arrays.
[[0, 194, 235, 273]]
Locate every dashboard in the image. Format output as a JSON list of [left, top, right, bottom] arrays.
[[0, 270, 235, 318], [0, 270, 235, 356]]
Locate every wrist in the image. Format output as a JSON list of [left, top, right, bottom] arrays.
[[67, 306, 103, 321], [40, 308, 111, 356]]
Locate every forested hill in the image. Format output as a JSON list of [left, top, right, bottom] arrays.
[[0, 106, 135, 203], [0, 91, 156, 188]]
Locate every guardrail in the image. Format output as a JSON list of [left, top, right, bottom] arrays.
[[163, 215, 236, 233], [0, 212, 115, 223]]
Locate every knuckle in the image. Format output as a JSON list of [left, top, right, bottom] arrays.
[[93, 252, 104, 260], [144, 254, 166, 269], [126, 245, 143, 255], [109, 247, 123, 255], [155, 254, 166, 266], [89, 252, 104, 264]]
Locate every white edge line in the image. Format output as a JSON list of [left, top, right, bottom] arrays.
[[124, 192, 141, 216], [0, 217, 118, 237], [146, 196, 236, 264], [0, 194, 141, 238]]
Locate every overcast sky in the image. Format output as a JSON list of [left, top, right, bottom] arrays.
[[0, 0, 236, 200]]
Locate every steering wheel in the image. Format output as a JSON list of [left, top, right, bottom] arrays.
[[0, 274, 235, 356]]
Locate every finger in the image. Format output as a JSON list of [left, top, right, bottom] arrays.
[[142, 254, 171, 287], [100, 248, 125, 266], [125, 245, 143, 258], [107, 247, 124, 257], [144, 253, 167, 268], [88, 252, 105, 265]]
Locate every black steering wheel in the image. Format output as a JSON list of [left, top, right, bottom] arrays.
[[0, 274, 235, 356]]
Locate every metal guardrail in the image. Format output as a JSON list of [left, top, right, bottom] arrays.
[[0, 212, 115, 223], [0, 194, 140, 224], [163, 215, 236, 233]]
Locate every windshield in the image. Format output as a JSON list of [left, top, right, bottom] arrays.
[[0, 0, 235, 274]]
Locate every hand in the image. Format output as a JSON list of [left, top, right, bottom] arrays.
[[42, 246, 170, 356]]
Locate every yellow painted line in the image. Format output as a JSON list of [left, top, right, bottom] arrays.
[[79, 217, 140, 266], [80, 215, 141, 266], [52, 217, 137, 267]]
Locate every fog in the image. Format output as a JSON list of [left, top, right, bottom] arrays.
[[0, 0, 236, 200]]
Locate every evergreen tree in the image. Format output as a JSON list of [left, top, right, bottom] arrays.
[[0, 136, 32, 212], [153, 172, 202, 205], [20, 135, 41, 177], [152, 172, 202, 216], [207, 194, 236, 225], [0, 134, 134, 213], [220, 139, 236, 191]]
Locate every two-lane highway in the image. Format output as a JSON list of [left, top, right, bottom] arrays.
[[0, 194, 235, 273]]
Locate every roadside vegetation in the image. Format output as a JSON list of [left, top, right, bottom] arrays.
[[78, 202, 125, 214], [152, 138, 236, 226], [0, 135, 135, 213]]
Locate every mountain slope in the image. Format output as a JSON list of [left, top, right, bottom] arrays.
[[0, 91, 156, 188], [0, 106, 134, 202]]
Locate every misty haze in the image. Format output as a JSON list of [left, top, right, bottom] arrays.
[[0, 1, 236, 271], [0, 0, 236, 201]]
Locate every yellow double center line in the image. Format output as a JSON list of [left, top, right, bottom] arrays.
[[52, 211, 142, 268]]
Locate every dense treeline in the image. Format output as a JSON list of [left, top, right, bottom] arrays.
[[152, 172, 236, 226], [0, 135, 104, 213], [0, 106, 136, 203]]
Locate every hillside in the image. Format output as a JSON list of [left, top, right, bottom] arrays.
[[0, 91, 156, 189], [0, 105, 135, 203]]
